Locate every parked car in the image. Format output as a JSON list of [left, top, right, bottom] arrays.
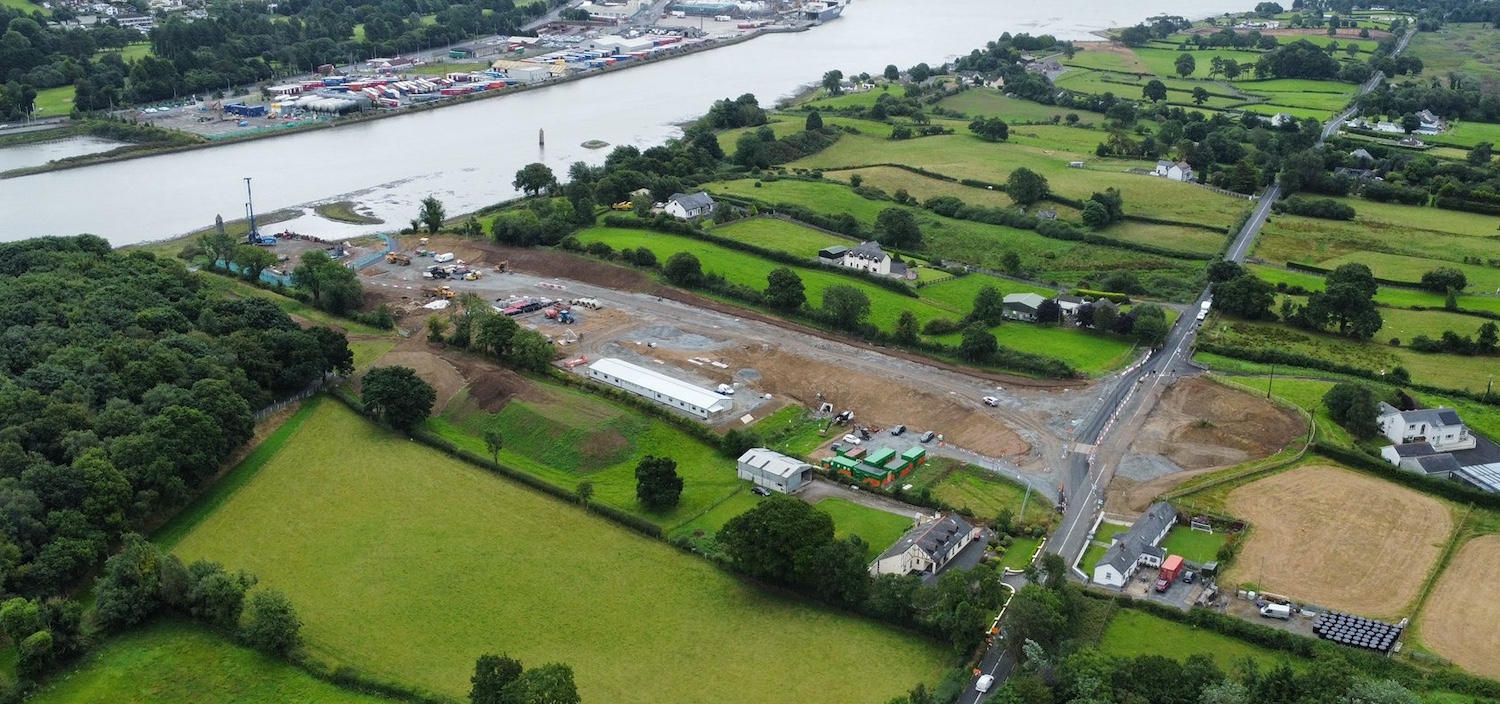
[[1155, 578, 1171, 593], [830, 443, 842, 454], [976, 675, 995, 693], [982, 396, 999, 407], [842, 434, 861, 445], [751, 486, 772, 496], [920, 430, 935, 443], [1182, 570, 1197, 584], [890, 424, 906, 436]]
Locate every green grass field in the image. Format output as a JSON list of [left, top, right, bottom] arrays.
[[1099, 221, 1227, 257], [29, 620, 390, 704], [1248, 264, 1500, 315], [1094, 521, 1129, 544], [1081, 542, 1108, 572], [1320, 250, 1500, 293], [0, 0, 47, 14], [937, 90, 1097, 123], [754, 405, 834, 458], [816, 498, 916, 559], [800, 84, 907, 110], [32, 85, 74, 118], [94, 42, 153, 63], [999, 536, 1041, 570], [1099, 609, 1291, 668], [1408, 23, 1500, 92], [168, 401, 949, 704], [1439, 120, 1500, 148], [1160, 526, 1228, 564], [430, 380, 733, 529], [708, 217, 851, 257], [1062, 48, 1150, 73], [905, 458, 1054, 525], [828, 165, 1020, 210], [1131, 47, 1267, 80], [672, 489, 764, 539]]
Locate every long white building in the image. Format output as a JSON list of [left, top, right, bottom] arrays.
[[586, 358, 732, 419]]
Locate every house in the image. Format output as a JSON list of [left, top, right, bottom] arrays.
[[736, 448, 812, 494], [1349, 148, 1374, 164], [1334, 166, 1379, 181], [1154, 160, 1194, 182], [1092, 501, 1177, 588], [817, 241, 906, 278], [1003, 293, 1047, 322], [1036, 209, 1058, 220], [1376, 403, 1475, 452], [1055, 293, 1086, 318], [115, 12, 153, 31], [1270, 113, 1297, 128], [871, 513, 979, 578], [663, 192, 716, 220], [1381, 423, 1500, 493], [1417, 109, 1446, 132], [585, 357, 732, 419], [1397, 136, 1425, 148]]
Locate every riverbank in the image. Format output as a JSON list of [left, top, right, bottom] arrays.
[[0, 24, 807, 181]]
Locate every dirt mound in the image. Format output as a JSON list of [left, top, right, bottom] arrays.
[[1419, 535, 1500, 679], [1131, 378, 1304, 470], [1225, 464, 1452, 618]]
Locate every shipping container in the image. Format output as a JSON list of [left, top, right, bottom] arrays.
[[1159, 555, 1184, 583]]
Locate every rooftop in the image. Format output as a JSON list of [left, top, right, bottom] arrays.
[[738, 448, 809, 479], [587, 358, 729, 412], [878, 514, 971, 564], [667, 191, 715, 210], [1414, 454, 1462, 475], [1451, 434, 1500, 469], [1453, 463, 1500, 493], [1004, 292, 1046, 309], [1391, 442, 1436, 458], [1095, 501, 1176, 575]]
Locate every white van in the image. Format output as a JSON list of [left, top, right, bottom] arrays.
[[976, 674, 995, 693], [1260, 603, 1292, 620], [433, 252, 455, 263]]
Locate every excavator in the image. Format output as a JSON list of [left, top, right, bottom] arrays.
[[421, 285, 456, 299], [386, 252, 411, 265], [494, 260, 509, 273]]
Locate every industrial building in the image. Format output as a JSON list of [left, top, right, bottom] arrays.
[[1091, 501, 1177, 588], [871, 513, 977, 577], [736, 448, 812, 494], [586, 358, 732, 419], [821, 445, 926, 488]]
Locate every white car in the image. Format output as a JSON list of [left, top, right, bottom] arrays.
[[842, 434, 861, 445], [982, 396, 999, 407], [976, 674, 995, 693]]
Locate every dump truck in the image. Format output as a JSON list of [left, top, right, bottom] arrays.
[[386, 252, 411, 265], [421, 286, 456, 299]]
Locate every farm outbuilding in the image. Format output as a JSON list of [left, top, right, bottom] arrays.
[[585, 358, 732, 419], [736, 448, 812, 493]]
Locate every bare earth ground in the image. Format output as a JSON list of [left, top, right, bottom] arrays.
[[1108, 377, 1306, 512], [1225, 465, 1453, 618], [1418, 534, 1500, 679], [363, 334, 468, 410]]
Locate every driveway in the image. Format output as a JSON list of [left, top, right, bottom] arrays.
[[797, 477, 928, 520]]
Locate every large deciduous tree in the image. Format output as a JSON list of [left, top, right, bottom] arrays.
[[240, 589, 301, 656], [360, 366, 436, 433], [968, 285, 1006, 326], [1006, 167, 1049, 206], [634, 456, 683, 511], [513, 163, 558, 197], [663, 252, 703, 287], [765, 267, 807, 312], [821, 285, 871, 330], [1322, 383, 1381, 439], [874, 208, 923, 249], [471, 653, 524, 704], [419, 195, 446, 235]]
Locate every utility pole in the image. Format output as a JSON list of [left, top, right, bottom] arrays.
[[1487, 374, 1494, 402], [244, 177, 259, 239], [1267, 362, 1276, 399]]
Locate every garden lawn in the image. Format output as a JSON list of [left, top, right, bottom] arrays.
[[982, 323, 1135, 374], [574, 227, 950, 330], [1094, 521, 1129, 544], [168, 401, 949, 704], [1160, 526, 1228, 564], [815, 497, 917, 559], [708, 217, 851, 257], [1000, 536, 1041, 570], [429, 381, 733, 530], [1081, 542, 1109, 572], [29, 620, 389, 704], [1099, 609, 1293, 669], [789, 132, 1250, 228], [923, 461, 1053, 525]]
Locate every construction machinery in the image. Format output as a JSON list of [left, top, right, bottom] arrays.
[[421, 285, 456, 299], [611, 201, 633, 211], [463, 271, 481, 281], [416, 237, 430, 257], [494, 260, 509, 273], [386, 252, 411, 265]]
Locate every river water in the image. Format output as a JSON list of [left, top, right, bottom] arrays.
[[2, 0, 1246, 245], [0, 136, 130, 173]]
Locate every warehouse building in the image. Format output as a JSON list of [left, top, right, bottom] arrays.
[[586, 358, 731, 419], [736, 448, 812, 493]]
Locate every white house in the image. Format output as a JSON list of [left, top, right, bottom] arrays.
[[586, 358, 732, 419], [1055, 293, 1085, 319], [1154, 160, 1194, 182], [1416, 109, 1447, 132], [1270, 113, 1297, 128], [816, 241, 907, 278], [736, 448, 812, 494], [1092, 501, 1177, 588], [1002, 293, 1046, 322], [663, 192, 717, 220], [1380, 442, 1463, 478], [1376, 403, 1475, 452], [871, 514, 978, 577]]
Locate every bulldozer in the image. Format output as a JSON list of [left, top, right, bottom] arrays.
[[386, 252, 412, 265]]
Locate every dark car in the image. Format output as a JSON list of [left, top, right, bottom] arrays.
[[1155, 579, 1171, 593], [1182, 570, 1197, 584], [890, 424, 906, 436], [920, 430, 935, 443], [751, 486, 772, 496]]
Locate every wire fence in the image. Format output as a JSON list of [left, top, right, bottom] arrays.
[[254, 375, 338, 421]]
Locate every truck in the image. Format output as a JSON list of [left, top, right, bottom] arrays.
[[1260, 603, 1292, 620]]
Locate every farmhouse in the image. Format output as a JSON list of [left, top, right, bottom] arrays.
[[822, 445, 927, 488], [736, 448, 812, 494], [870, 513, 979, 578], [1154, 160, 1194, 182], [816, 241, 909, 278], [585, 357, 732, 419], [1417, 109, 1447, 132], [1349, 148, 1374, 164], [1376, 403, 1475, 452], [1055, 293, 1085, 319], [1270, 113, 1297, 128], [663, 192, 717, 220], [1002, 293, 1046, 322], [1091, 501, 1177, 588]]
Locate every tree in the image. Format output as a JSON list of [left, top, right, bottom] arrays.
[[874, 208, 923, 248], [1036, 299, 1061, 324], [1304, 263, 1381, 339], [822, 285, 871, 330], [1001, 251, 1023, 276], [1082, 200, 1111, 228], [1142, 79, 1168, 102], [1003, 584, 1067, 656], [484, 429, 504, 464], [1228, 159, 1261, 195], [1006, 167, 1049, 206], [240, 589, 301, 656], [94, 534, 164, 630], [720, 494, 836, 583], [0, 598, 41, 645], [969, 116, 1010, 141], [805, 110, 824, 131], [185, 561, 256, 631], [360, 366, 436, 433], [1467, 141, 1493, 166], [1192, 86, 1210, 105], [1343, 678, 1419, 704], [884, 64, 900, 81], [471, 653, 523, 704], [1093, 299, 1119, 331], [959, 323, 999, 362], [635, 456, 683, 511], [1223, 58, 1243, 79], [1478, 322, 1498, 354], [894, 310, 920, 345], [908, 62, 932, 83], [1322, 383, 1380, 439], [1208, 259, 1246, 284], [513, 163, 557, 197], [500, 663, 580, 704], [233, 245, 277, 282], [419, 195, 446, 235], [576, 480, 594, 505], [969, 285, 1007, 326], [1176, 52, 1197, 77], [1419, 267, 1467, 293], [1119, 24, 1152, 46], [663, 252, 703, 287], [765, 267, 807, 312], [1214, 274, 1276, 319], [822, 69, 845, 95], [1400, 113, 1420, 134], [292, 250, 363, 315], [15, 629, 52, 680], [1133, 314, 1169, 347]]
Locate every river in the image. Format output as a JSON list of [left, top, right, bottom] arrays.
[[2, 0, 1247, 246], [0, 136, 131, 173]]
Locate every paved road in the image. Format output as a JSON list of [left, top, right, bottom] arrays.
[[960, 28, 1415, 702]]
